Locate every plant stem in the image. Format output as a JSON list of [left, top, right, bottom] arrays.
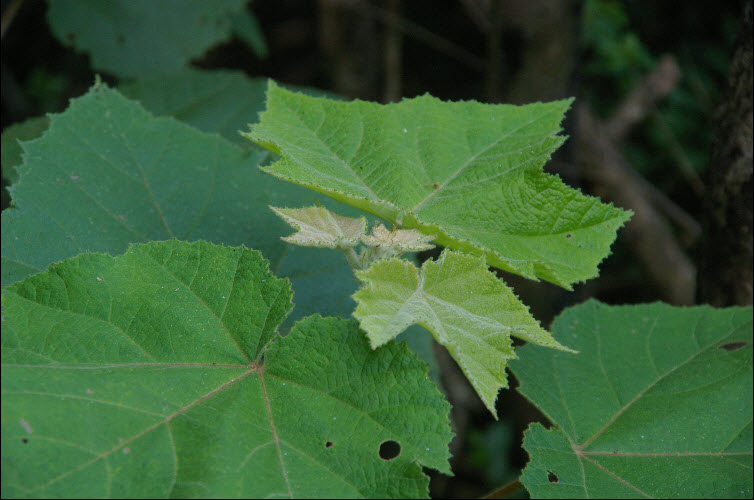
[[341, 247, 363, 271], [480, 478, 524, 499]]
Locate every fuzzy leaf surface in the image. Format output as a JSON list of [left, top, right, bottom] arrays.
[[1, 240, 452, 498], [272, 206, 367, 249], [353, 250, 573, 415], [361, 224, 436, 255], [47, 0, 245, 78], [512, 300, 753, 499], [246, 82, 631, 288], [0, 84, 356, 330]]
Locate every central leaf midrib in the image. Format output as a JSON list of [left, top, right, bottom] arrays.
[[281, 98, 379, 201]]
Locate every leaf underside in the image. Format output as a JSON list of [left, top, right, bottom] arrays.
[[246, 81, 632, 289], [353, 250, 574, 415], [271, 206, 367, 249], [512, 300, 753, 499], [1, 240, 453, 498]]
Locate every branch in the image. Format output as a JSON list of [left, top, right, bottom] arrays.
[[575, 103, 696, 305]]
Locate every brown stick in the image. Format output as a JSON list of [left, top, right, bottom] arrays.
[[605, 55, 681, 142], [382, 0, 402, 103], [480, 478, 525, 499], [1, 0, 23, 39], [575, 103, 696, 305]]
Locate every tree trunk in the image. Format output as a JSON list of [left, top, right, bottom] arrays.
[[697, 2, 753, 306]]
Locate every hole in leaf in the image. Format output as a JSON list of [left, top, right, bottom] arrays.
[[325, 441, 333, 449], [379, 440, 401, 460], [566, 234, 572, 238], [719, 341, 747, 351], [547, 470, 559, 483], [22, 438, 28, 444]]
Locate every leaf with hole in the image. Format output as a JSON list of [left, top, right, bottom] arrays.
[[245, 81, 632, 288], [512, 300, 753, 498], [0, 240, 452, 498]]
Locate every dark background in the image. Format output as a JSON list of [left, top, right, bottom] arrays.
[[2, 1, 751, 497]]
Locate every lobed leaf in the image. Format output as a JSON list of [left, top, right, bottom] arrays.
[[361, 224, 436, 255], [47, 0, 246, 78], [512, 300, 753, 498], [1, 240, 453, 498], [353, 250, 574, 415], [271, 206, 367, 249], [1, 117, 50, 187], [0, 83, 357, 330], [118, 69, 340, 147], [246, 81, 632, 289]]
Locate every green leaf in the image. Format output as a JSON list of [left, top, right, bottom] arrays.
[[118, 69, 340, 147], [511, 300, 753, 499], [361, 224, 436, 255], [1, 240, 452, 498], [245, 81, 632, 288], [231, 8, 268, 59], [353, 250, 574, 416], [0, 83, 355, 330], [1, 117, 50, 186], [47, 0, 245, 78], [271, 206, 367, 249]]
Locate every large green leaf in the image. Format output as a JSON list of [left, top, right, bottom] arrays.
[[47, 0, 246, 78], [511, 300, 753, 498], [1, 240, 452, 498], [245, 81, 631, 288], [118, 69, 340, 147], [0, 83, 355, 329], [1, 117, 50, 187], [353, 250, 574, 416]]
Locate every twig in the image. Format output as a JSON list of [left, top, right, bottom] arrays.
[[1, 0, 23, 39], [349, 0, 486, 72], [485, 0, 503, 102], [605, 55, 681, 142], [382, 0, 402, 103], [480, 478, 524, 499], [575, 103, 696, 305], [604, 54, 705, 197]]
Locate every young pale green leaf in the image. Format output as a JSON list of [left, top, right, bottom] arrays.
[[353, 250, 574, 416], [245, 81, 632, 289], [47, 0, 245, 78], [271, 206, 367, 249], [361, 224, 436, 255], [0, 83, 357, 331], [512, 300, 753, 499], [1, 240, 453, 498]]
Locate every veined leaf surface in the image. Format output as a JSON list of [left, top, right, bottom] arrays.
[[512, 300, 753, 498], [353, 250, 574, 415], [246, 82, 632, 288], [0, 83, 356, 330], [118, 68, 341, 147], [1, 240, 452, 498]]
